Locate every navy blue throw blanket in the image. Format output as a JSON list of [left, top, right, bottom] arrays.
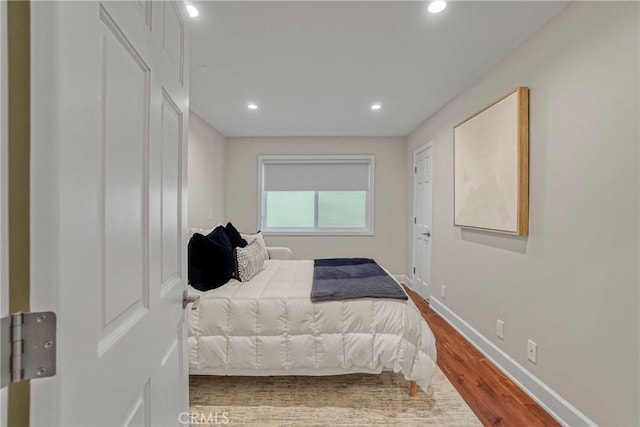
[[311, 258, 408, 302]]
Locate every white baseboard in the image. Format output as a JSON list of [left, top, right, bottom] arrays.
[[429, 297, 596, 427], [398, 275, 431, 301], [394, 274, 412, 287], [395, 275, 433, 301]]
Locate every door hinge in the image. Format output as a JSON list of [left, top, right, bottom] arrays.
[[413, 267, 416, 274], [414, 217, 416, 224], [414, 166, 417, 174], [1, 311, 56, 388]]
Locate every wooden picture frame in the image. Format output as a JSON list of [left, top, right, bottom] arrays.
[[453, 87, 529, 235]]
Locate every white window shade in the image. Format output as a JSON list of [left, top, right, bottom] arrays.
[[258, 155, 375, 235], [263, 162, 370, 192]]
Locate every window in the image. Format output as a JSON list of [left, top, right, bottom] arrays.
[[259, 155, 374, 235]]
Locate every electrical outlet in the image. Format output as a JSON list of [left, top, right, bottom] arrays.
[[496, 320, 504, 340], [527, 340, 537, 363], [441, 285, 446, 299]]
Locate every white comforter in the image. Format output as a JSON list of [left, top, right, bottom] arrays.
[[188, 260, 437, 391]]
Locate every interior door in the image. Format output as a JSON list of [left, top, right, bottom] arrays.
[[29, 1, 190, 425], [0, 1, 7, 424], [413, 145, 433, 299]]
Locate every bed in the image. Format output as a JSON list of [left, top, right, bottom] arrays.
[[186, 256, 438, 394]]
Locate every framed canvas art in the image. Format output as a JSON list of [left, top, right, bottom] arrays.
[[454, 87, 529, 235]]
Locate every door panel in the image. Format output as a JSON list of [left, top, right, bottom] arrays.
[[160, 335, 183, 424], [161, 92, 182, 288], [30, 1, 189, 425], [413, 146, 433, 298], [123, 382, 150, 427], [100, 1, 151, 357], [162, 1, 185, 86]]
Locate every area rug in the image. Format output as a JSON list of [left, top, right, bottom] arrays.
[[189, 367, 481, 426]]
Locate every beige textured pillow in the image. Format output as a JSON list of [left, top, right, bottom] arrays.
[[234, 240, 265, 282]]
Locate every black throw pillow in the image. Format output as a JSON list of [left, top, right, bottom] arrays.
[[206, 225, 233, 249], [224, 222, 248, 250], [187, 228, 234, 292]]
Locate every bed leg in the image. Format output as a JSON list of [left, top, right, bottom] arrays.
[[409, 381, 417, 396]]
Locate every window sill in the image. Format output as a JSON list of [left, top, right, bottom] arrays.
[[262, 228, 374, 237]]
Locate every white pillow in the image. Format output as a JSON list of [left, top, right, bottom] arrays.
[[240, 231, 269, 260]]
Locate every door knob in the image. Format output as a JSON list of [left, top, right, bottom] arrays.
[[422, 232, 431, 237], [183, 290, 201, 310]]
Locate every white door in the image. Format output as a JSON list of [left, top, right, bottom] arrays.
[[30, 1, 190, 426], [0, 1, 7, 424], [413, 145, 433, 299]]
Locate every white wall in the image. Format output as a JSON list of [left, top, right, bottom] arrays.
[[226, 137, 408, 274], [188, 111, 227, 228], [407, 2, 639, 426]]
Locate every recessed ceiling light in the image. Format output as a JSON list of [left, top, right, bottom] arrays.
[[186, 4, 199, 18], [247, 103, 258, 110], [428, 0, 447, 14], [371, 103, 382, 111]]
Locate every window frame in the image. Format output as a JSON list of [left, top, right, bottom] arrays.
[[258, 155, 375, 236]]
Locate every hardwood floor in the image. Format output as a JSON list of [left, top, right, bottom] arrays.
[[404, 286, 560, 427]]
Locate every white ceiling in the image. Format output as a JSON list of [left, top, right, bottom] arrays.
[[189, 1, 567, 137]]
